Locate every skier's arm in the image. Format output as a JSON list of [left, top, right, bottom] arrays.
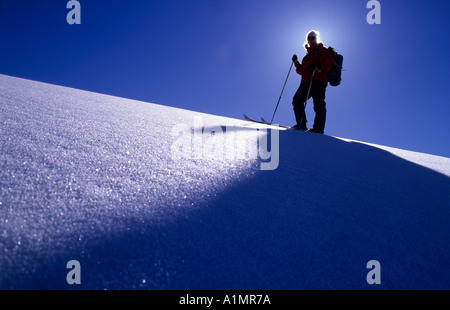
[[301, 54, 318, 72]]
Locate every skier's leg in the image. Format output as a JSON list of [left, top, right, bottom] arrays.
[[311, 81, 327, 134], [292, 83, 309, 130]]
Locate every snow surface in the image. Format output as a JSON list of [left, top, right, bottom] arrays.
[[0, 74, 449, 289]]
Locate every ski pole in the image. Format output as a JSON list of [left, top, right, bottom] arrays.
[[270, 60, 294, 124], [298, 68, 317, 128]]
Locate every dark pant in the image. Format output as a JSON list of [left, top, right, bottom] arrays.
[[292, 80, 327, 133]]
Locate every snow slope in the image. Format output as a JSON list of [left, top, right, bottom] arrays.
[[0, 74, 449, 289]]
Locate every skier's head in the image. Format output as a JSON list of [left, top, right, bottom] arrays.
[[304, 30, 321, 49]]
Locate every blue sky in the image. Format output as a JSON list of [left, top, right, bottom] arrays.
[[1, 0, 449, 157]]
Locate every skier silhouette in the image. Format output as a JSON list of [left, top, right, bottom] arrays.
[[291, 30, 333, 134]]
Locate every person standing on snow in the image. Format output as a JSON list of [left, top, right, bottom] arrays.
[[291, 30, 333, 134]]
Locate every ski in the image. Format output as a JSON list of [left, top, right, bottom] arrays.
[[243, 114, 293, 129], [260, 118, 294, 129], [243, 114, 269, 125], [261, 117, 271, 125]]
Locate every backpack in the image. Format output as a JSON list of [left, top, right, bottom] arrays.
[[326, 47, 343, 87]]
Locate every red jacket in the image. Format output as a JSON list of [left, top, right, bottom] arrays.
[[294, 43, 333, 85]]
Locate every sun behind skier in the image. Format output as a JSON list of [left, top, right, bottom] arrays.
[[291, 30, 333, 134]]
